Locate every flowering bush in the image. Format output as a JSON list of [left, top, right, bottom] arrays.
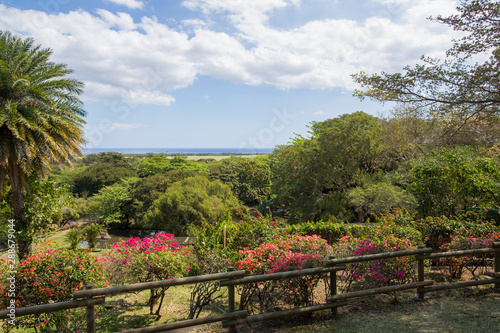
[[105, 233, 194, 315], [335, 234, 417, 292], [0, 243, 108, 332], [437, 232, 500, 279], [234, 235, 332, 313]]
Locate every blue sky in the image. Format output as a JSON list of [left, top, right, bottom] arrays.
[[0, 0, 461, 149]]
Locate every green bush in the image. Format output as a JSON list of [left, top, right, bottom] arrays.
[[82, 224, 104, 249], [143, 175, 245, 236], [286, 220, 372, 245], [65, 228, 82, 250]]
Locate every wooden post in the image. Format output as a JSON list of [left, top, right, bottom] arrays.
[[494, 239, 500, 289], [227, 267, 237, 333], [86, 285, 96, 333], [328, 256, 337, 315], [417, 245, 426, 299]]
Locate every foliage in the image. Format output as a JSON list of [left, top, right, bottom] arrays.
[[407, 147, 500, 217], [0, 30, 86, 260], [437, 232, 500, 280], [0, 244, 108, 332], [353, 0, 500, 146], [384, 209, 499, 251], [62, 196, 90, 221], [271, 112, 384, 222], [334, 235, 418, 293], [347, 181, 417, 222], [71, 153, 137, 197], [143, 175, 245, 236], [65, 228, 82, 250], [234, 235, 332, 313], [136, 155, 208, 177], [82, 224, 104, 249], [105, 233, 193, 315], [89, 179, 137, 225], [130, 170, 199, 222], [210, 156, 271, 206], [286, 220, 372, 245]]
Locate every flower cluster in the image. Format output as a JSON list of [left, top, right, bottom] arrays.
[[105, 233, 192, 284], [0, 244, 108, 331], [335, 235, 417, 291], [235, 235, 332, 275]]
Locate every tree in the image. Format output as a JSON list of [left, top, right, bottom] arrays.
[[407, 147, 500, 217], [0, 31, 85, 259], [210, 156, 271, 206], [271, 112, 384, 222], [89, 179, 136, 225], [353, 0, 500, 146], [347, 181, 417, 222], [71, 153, 137, 197], [143, 175, 244, 236]]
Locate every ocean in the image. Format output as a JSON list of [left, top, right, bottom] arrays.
[[82, 148, 274, 155]]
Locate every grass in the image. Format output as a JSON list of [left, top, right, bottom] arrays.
[[236, 289, 500, 333]]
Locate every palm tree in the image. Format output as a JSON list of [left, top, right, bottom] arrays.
[[0, 31, 86, 259]]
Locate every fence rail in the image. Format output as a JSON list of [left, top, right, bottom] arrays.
[[1, 240, 499, 333]]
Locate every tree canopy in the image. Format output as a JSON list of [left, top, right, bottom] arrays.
[[352, 0, 500, 146], [0, 31, 86, 259], [271, 112, 384, 222]]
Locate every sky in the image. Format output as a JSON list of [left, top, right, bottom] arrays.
[[0, 0, 462, 150]]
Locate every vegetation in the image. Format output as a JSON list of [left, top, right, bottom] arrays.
[[0, 31, 86, 259], [353, 0, 500, 148], [1, 2, 500, 331], [142, 175, 245, 236]]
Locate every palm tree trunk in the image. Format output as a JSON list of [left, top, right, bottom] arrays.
[[8, 160, 31, 261]]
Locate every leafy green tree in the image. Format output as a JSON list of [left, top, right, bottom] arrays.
[[407, 147, 500, 217], [143, 175, 244, 236], [71, 154, 137, 197], [131, 170, 197, 222], [353, 0, 500, 145], [271, 112, 384, 222], [347, 181, 417, 222], [0, 31, 85, 259], [89, 178, 137, 225], [211, 156, 271, 205]]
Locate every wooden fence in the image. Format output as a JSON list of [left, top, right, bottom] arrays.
[[1, 241, 499, 333]]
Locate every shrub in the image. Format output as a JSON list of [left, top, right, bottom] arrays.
[[334, 234, 418, 292], [65, 228, 82, 250], [0, 244, 108, 332], [234, 235, 332, 313], [286, 220, 372, 245], [105, 233, 193, 315], [82, 224, 104, 249], [437, 232, 500, 280]]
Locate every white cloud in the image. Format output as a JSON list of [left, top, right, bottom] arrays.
[[104, 0, 144, 10], [0, 0, 461, 103], [314, 111, 325, 115]]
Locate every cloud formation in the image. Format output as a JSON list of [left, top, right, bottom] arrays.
[[0, 0, 460, 106], [104, 0, 145, 10]]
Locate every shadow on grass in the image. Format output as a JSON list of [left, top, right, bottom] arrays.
[[96, 297, 159, 332]]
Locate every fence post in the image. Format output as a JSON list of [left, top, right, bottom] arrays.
[[494, 239, 500, 289], [328, 256, 337, 315], [227, 267, 237, 333], [416, 245, 426, 299], [86, 284, 96, 333]]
